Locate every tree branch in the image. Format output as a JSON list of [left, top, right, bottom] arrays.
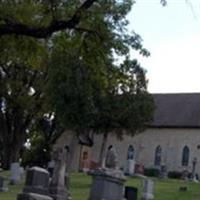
[[0, 0, 97, 38]]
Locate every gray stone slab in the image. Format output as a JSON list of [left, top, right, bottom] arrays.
[[17, 193, 53, 200], [141, 179, 154, 200], [89, 169, 126, 200], [23, 167, 50, 195], [10, 162, 21, 185]]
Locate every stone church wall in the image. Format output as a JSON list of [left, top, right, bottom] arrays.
[[55, 128, 200, 176]]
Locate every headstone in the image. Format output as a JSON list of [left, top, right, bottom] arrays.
[[192, 157, 197, 180], [89, 145, 126, 200], [10, 162, 21, 185], [160, 165, 167, 178], [89, 169, 126, 200], [126, 159, 135, 176], [124, 186, 138, 200], [23, 167, 50, 195], [141, 179, 154, 200], [0, 176, 8, 192], [17, 166, 53, 200], [49, 147, 69, 200], [105, 145, 118, 169], [48, 159, 56, 178]]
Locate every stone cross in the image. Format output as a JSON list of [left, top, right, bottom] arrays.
[[49, 147, 69, 200]]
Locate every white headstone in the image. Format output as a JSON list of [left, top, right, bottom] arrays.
[[127, 159, 135, 175], [10, 162, 21, 184], [142, 179, 154, 200]]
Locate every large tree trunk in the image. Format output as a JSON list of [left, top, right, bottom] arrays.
[[66, 133, 79, 173], [1, 146, 11, 170], [1, 130, 26, 170], [98, 132, 108, 168]]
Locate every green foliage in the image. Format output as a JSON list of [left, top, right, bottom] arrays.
[[48, 0, 155, 140], [22, 132, 51, 167], [144, 167, 160, 177], [168, 171, 183, 179]]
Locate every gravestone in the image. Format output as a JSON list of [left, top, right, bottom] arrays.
[[126, 145, 135, 176], [192, 157, 197, 181], [0, 176, 8, 192], [89, 145, 126, 200], [17, 166, 53, 200], [124, 186, 138, 200], [160, 165, 167, 178], [141, 179, 154, 200], [49, 147, 69, 200], [23, 167, 50, 195], [10, 162, 21, 185], [126, 159, 135, 176], [105, 145, 118, 169], [89, 169, 126, 200]]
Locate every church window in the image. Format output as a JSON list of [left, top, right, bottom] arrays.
[[182, 146, 190, 166], [154, 145, 162, 166], [127, 145, 134, 160]]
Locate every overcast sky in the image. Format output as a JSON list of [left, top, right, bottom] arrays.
[[128, 0, 200, 93]]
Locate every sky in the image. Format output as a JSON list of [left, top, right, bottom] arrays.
[[128, 0, 200, 93]]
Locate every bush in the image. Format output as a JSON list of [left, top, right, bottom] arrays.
[[144, 168, 160, 177], [168, 171, 182, 179]]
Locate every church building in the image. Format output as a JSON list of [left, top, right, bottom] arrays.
[[56, 93, 200, 176]]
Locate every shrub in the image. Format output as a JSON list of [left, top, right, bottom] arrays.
[[168, 171, 182, 179], [144, 167, 160, 177]]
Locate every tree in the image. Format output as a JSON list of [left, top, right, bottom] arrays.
[[0, 36, 49, 169], [0, 0, 166, 38], [22, 114, 64, 167], [0, 0, 156, 169], [0, 0, 96, 38], [48, 0, 154, 167], [94, 59, 155, 166]]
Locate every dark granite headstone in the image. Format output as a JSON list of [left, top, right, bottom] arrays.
[[125, 186, 138, 200], [23, 167, 49, 195], [89, 169, 126, 200], [17, 167, 53, 200]]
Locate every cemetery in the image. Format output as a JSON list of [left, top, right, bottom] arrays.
[[0, 145, 200, 200], [1, 170, 200, 200], [0, 1, 200, 200]]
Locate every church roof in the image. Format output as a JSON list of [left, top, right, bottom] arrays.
[[152, 93, 200, 128]]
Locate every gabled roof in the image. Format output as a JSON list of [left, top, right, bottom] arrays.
[[152, 93, 200, 128]]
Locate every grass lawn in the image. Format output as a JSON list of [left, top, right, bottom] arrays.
[[0, 171, 200, 200]]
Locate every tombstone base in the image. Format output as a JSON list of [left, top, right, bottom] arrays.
[[49, 186, 69, 200], [141, 192, 154, 200], [17, 193, 53, 200], [88, 169, 126, 200], [0, 187, 8, 192]]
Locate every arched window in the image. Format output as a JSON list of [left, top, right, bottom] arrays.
[[154, 145, 162, 166], [127, 145, 134, 160], [182, 146, 190, 166]]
